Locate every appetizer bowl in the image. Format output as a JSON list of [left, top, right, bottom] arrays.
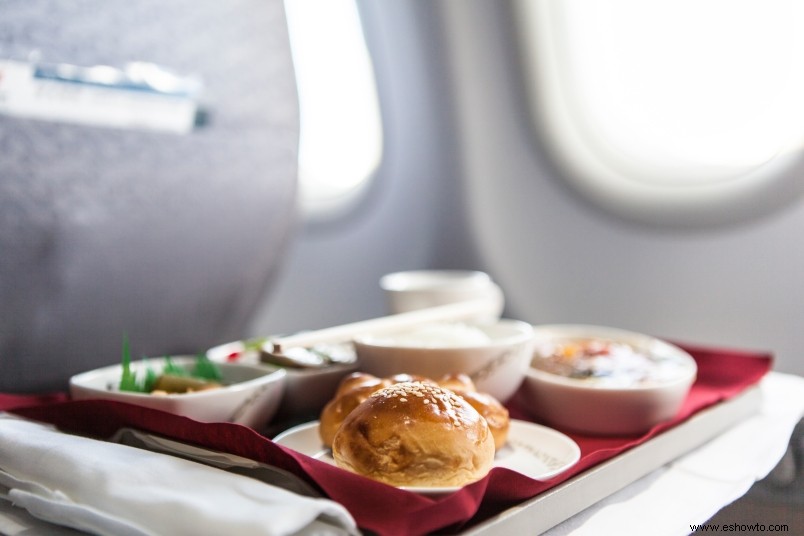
[[518, 324, 697, 436], [352, 319, 534, 402], [207, 339, 359, 423], [69, 356, 287, 429]]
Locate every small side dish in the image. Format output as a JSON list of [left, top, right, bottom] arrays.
[[70, 351, 286, 429], [353, 319, 534, 402], [119, 338, 224, 395], [207, 339, 359, 423], [520, 324, 697, 435]]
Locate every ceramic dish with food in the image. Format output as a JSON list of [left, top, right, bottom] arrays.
[[207, 339, 358, 423], [70, 355, 286, 429], [519, 324, 697, 435], [278, 371, 579, 494], [274, 418, 580, 496], [352, 319, 534, 402]]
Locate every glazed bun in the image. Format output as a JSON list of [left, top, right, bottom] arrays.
[[387, 373, 436, 385], [331, 382, 495, 487], [319, 374, 391, 447], [334, 372, 389, 397], [437, 373, 476, 393], [320, 372, 511, 450], [436, 373, 509, 449], [452, 389, 510, 450]]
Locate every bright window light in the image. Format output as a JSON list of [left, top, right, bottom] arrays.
[[514, 0, 804, 225], [284, 0, 383, 217]]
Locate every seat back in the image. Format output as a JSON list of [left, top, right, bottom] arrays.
[[0, 0, 299, 392]]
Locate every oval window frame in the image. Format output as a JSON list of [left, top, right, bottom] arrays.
[[512, 0, 804, 227]]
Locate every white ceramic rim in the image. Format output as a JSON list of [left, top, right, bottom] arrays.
[[352, 318, 534, 350], [69, 356, 286, 400], [527, 324, 697, 392], [273, 418, 581, 493]]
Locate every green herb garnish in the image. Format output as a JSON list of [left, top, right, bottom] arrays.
[[142, 367, 158, 392], [192, 353, 223, 381], [117, 336, 222, 393], [119, 334, 139, 392], [163, 356, 187, 377]]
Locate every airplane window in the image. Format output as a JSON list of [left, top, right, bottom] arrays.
[[284, 0, 382, 218], [514, 0, 804, 226]]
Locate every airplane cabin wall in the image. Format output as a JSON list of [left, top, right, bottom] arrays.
[[439, 1, 804, 376], [252, 1, 804, 377]]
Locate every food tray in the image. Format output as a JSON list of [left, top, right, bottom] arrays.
[[3, 345, 771, 536], [464, 385, 763, 535], [62, 384, 763, 536]]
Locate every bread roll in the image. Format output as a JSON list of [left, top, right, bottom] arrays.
[[319, 372, 511, 450], [331, 382, 495, 487], [334, 372, 388, 397], [320, 380, 389, 447], [387, 373, 436, 385], [437, 373, 476, 393], [452, 388, 509, 450], [437, 373, 508, 449]]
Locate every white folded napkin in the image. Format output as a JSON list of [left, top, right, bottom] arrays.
[[0, 414, 358, 536]]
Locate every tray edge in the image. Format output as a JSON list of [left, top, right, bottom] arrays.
[[463, 386, 764, 535]]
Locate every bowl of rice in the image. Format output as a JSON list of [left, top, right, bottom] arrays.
[[352, 319, 534, 402]]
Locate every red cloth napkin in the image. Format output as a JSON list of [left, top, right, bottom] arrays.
[[2, 343, 772, 536]]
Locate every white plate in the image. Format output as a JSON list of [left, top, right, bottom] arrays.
[[273, 419, 580, 495]]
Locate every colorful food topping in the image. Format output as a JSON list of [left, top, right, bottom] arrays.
[[532, 338, 691, 387], [226, 337, 268, 362]]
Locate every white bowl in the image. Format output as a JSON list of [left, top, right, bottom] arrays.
[[518, 325, 697, 436], [69, 356, 286, 429], [380, 270, 504, 322], [352, 319, 534, 402], [207, 340, 358, 423]]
